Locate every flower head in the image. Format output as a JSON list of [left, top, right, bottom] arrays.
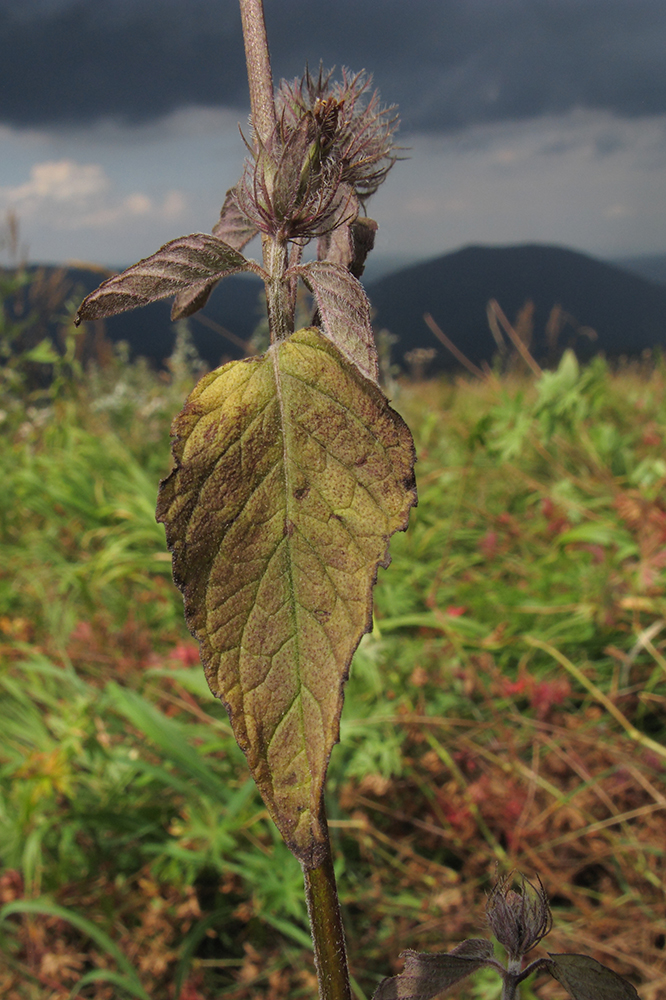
[[485, 871, 552, 964], [276, 65, 400, 200], [236, 66, 399, 242]]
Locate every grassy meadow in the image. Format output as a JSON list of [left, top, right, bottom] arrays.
[[1, 317, 666, 999]]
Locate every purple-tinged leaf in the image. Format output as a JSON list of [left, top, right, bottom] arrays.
[[318, 212, 377, 280], [289, 260, 379, 383], [212, 187, 259, 250], [318, 218, 353, 271], [373, 941, 496, 1000], [156, 328, 416, 866], [75, 234, 260, 324], [171, 281, 218, 320], [170, 190, 260, 320], [548, 954, 641, 1000], [349, 216, 378, 278], [317, 185, 359, 272]]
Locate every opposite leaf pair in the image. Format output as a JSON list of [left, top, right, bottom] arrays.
[[76, 234, 380, 382], [374, 873, 640, 1000]]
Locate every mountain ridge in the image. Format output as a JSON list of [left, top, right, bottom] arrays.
[[365, 243, 666, 373], [5, 243, 666, 373]]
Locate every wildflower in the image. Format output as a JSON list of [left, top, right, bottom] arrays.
[[236, 66, 399, 242], [275, 65, 400, 199], [486, 870, 552, 966]]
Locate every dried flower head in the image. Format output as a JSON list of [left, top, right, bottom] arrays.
[[486, 871, 552, 964], [276, 65, 400, 199], [236, 66, 399, 242], [236, 119, 351, 241]]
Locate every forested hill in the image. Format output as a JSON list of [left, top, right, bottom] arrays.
[[366, 244, 666, 372]]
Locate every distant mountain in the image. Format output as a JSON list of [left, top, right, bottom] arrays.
[[359, 253, 424, 284], [609, 253, 666, 288], [5, 243, 666, 375], [365, 244, 666, 373]]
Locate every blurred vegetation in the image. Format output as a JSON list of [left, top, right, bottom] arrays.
[[1, 272, 666, 999]]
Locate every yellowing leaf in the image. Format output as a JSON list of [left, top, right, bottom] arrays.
[[156, 327, 416, 864]]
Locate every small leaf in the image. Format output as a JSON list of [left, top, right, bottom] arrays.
[[318, 212, 377, 279], [373, 941, 496, 1000], [156, 327, 416, 865], [450, 940, 496, 960], [316, 185, 360, 271], [171, 190, 260, 320], [75, 234, 259, 323], [349, 215, 379, 277], [319, 218, 354, 271], [171, 282, 217, 321], [548, 954, 641, 1000], [212, 186, 259, 250], [289, 260, 379, 382]]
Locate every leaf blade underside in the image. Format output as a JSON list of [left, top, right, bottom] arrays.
[[75, 233, 258, 323], [373, 941, 497, 1000], [289, 260, 379, 383], [547, 954, 641, 1000], [156, 327, 416, 865]]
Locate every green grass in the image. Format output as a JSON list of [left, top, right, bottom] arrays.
[[1, 340, 666, 999]]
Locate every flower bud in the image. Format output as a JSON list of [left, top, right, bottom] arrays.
[[486, 871, 552, 964]]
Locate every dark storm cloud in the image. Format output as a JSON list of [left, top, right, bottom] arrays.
[[2, 0, 666, 132]]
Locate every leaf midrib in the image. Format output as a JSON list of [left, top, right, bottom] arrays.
[[270, 342, 306, 782]]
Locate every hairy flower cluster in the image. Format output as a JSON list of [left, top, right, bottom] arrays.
[[236, 66, 399, 242], [277, 66, 400, 199], [486, 871, 552, 964]]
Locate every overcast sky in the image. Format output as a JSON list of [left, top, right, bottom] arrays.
[[1, 0, 665, 267]]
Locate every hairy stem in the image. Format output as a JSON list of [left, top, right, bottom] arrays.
[[239, 0, 277, 146], [263, 236, 293, 341], [501, 978, 520, 1000], [239, 0, 289, 341], [238, 6, 348, 992], [303, 806, 352, 1000]]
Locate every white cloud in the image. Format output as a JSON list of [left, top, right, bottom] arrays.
[[162, 189, 187, 218], [4, 159, 109, 204], [0, 158, 188, 236]]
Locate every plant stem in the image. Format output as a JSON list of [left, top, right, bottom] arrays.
[[239, 0, 277, 146], [263, 237, 293, 341], [238, 0, 290, 341], [303, 805, 353, 1000], [500, 975, 520, 1000], [237, 5, 349, 990]]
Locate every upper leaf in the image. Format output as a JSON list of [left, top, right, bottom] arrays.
[[156, 327, 416, 865], [75, 234, 259, 324], [170, 282, 218, 321], [289, 260, 379, 382], [171, 189, 259, 320], [212, 187, 259, 250], [373, 941, 496, 1000], [318, 213, 377, 280], [548, 954, 641, 1000]]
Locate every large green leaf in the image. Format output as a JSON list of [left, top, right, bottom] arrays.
[[156, 327, 416, 865]]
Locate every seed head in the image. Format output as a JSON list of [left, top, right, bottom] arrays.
[[236, 66, 399, 242], [276, 66, 400, 200], [486, 871, 552, 964]]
